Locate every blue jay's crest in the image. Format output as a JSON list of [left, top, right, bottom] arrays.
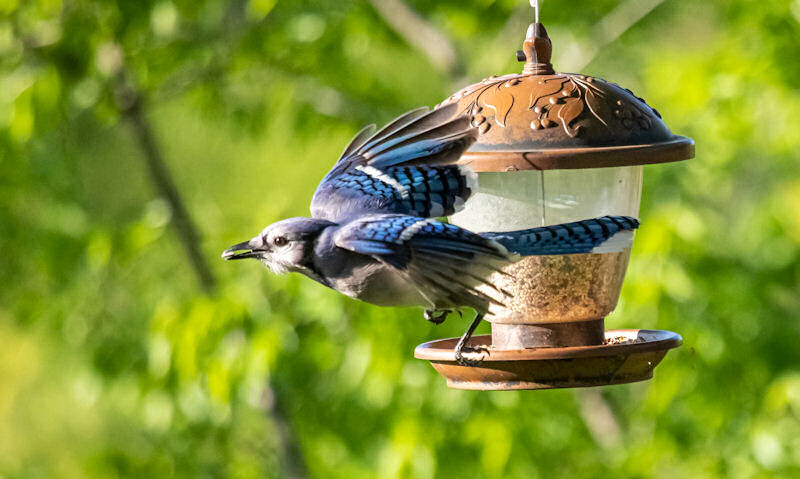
[[310, 103, 479, 222], [262, 217, 336, 237]]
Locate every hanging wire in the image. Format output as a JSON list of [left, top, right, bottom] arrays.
[[530, 1, 545, 224]]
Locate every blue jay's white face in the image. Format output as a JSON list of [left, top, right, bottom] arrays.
[[253, 223, 309, 274], [221, 225, 306, 274], [222, 217, 331, 278]]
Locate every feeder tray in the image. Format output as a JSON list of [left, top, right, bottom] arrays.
[[414, 18, 692, 390], [415, 329, 682, 391]]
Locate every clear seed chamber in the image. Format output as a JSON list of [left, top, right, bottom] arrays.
[[450, 166, 642, 329]]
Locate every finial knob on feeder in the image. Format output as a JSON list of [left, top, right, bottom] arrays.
[[521, 23, 554, 75]]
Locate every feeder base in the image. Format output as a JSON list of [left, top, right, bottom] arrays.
[[491, 319, 605, 349], [414, 329, 681, 391]]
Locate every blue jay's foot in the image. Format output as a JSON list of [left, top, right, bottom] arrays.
[[424, 309, 461, 325], [454, 312, 488, 367], [455, 344, 490, 367]]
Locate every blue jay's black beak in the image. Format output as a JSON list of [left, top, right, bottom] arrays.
[[222, 240, 262, 260]]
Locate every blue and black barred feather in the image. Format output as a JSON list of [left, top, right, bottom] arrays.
[[482, 216, 639, 256], [310, 104, 478, 223], [325, 165, 474, 218], [334, 215, 506, 259]]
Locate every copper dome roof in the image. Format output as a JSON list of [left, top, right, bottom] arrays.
[[437, 23, 694, 171]]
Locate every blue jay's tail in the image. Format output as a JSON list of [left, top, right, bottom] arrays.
[[480, 216, 639, 256]]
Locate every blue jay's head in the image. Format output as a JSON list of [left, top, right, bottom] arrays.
[[222, 217, 333, 276]]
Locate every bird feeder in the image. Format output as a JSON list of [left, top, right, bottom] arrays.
[[414, 20, 693, 390]]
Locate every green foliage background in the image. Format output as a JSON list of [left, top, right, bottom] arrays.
[[2, 0, 800, 477]]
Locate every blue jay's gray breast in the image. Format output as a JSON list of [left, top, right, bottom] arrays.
[[328, 261, 426, 307], [314, 227, 427, 308]]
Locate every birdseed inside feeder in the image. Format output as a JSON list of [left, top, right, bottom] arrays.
[[413, 20, 693, 390]]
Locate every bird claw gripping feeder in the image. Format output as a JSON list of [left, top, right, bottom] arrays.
[[413, 17, 694, 390]]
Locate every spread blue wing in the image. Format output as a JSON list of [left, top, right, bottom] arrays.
[[311, 104, 478, 222], [333, 214, 511, 311]]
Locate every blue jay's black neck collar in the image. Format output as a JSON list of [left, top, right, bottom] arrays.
[[301, 245, 331, 288]]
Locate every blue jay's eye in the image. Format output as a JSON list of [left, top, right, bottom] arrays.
[[273, 236, 289, 247]]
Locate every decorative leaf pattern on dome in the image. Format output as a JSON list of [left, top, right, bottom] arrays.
[[442, 73, 656, 138], [530, 75, 602, 137], [528, 77, 564, 107], [556, 94, 584, 137], [584, 86, 612, 129], [528, 76, 656, 136], [481, 78, 520, 127]]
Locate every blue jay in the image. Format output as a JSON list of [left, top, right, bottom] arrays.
[[223, 104, 639, 365]]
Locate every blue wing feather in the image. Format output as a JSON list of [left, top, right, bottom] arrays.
[[321, 164, 474, 219], [355, 107, 430, 155], [481, 216, 639, 256], [310, 105, 477, 222], [333, 214, 510, 311], [338, 123, 376, 160]]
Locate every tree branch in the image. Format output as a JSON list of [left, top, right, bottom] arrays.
[[368, 0, 461, 76], [116, 76, 217, 293], [268, 384, 309, 479], [560, 0, 668, 72], [576, 389, 622, 448]]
